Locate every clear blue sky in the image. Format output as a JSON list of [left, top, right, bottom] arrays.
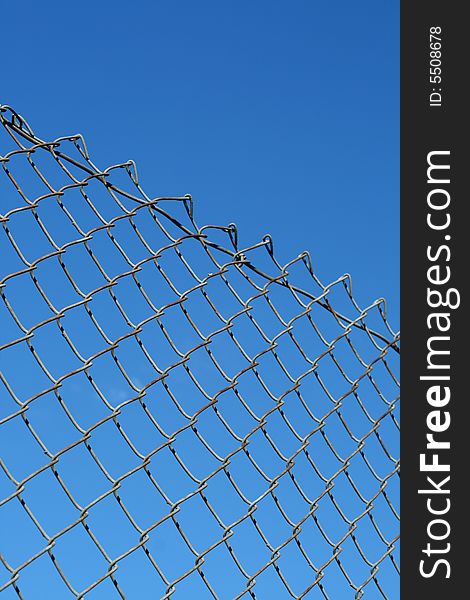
[[1, 2, 399, 598], [1, 0, 399, 328]]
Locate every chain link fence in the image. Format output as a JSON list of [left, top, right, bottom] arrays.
[[0, 105, 400, 599]]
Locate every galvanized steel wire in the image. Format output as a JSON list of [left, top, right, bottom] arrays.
[[0, 105, 400, 599]]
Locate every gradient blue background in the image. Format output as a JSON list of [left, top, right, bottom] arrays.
[[1, 0, 399, 329], [1, 1, 399, 598]]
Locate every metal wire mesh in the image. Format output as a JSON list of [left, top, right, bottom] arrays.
[[0, 105, 400, 599]]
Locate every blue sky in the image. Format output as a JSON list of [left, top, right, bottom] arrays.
[[1, 2, 399, 598], [1, 0, 399, 329]]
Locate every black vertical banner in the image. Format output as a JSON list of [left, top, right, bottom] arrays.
[[401, 3, 466, 597]]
